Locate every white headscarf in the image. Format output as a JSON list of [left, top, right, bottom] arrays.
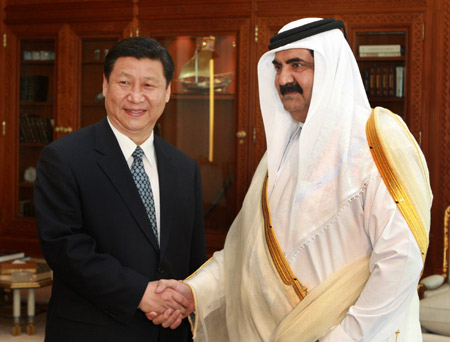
[[258, 18, 376, 249]]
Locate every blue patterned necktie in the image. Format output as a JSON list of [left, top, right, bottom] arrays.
[[130, 146, 158, 244]]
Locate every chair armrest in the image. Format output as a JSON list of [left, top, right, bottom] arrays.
[[420, 274, 446, 290]]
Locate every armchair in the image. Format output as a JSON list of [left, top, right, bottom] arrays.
[[420, 206, 450, 340]]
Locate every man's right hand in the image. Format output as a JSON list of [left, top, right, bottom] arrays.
[[144, 279, 195, 329], [138, 280, 191, 317]]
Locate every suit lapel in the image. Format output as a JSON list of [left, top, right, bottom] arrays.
[[154, 136, 176, 261], [94, 118, 160, 252]]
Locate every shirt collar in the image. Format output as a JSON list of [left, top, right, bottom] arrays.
[[107, 117, 155, 165]]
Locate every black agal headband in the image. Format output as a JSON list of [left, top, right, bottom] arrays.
[[268, 18, 347, 50]]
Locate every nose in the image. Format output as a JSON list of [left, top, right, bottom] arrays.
[[128, 84, 145, 103], [277, 68, 294, 85]]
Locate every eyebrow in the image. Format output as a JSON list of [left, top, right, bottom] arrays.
[[118, 72, 158, 81], [272, 59, 281, 66], [272, 57, 314, 69]]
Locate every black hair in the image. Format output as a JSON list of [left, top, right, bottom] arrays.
[[104, 37, 174, 87]]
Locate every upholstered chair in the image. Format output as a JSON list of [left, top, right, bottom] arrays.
[[421, 206, 450, 340]]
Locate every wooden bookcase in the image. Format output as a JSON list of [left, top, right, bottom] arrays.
[[18, 40, 56, 218], [354, 31, 407, 117], [80, 38, 118, 128], [0, 2, 131, 255]]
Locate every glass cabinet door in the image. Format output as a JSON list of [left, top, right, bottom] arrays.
[[18, 39, 56, 217], [156, 35, 237, 254], [80, 38, 118, 128]]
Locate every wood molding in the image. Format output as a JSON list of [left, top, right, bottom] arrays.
[[56, 24, 80, 132], [441, 0, 450, 212], [4, 1, 132, 24], [437, 0, 450, 273], [139, 1, 252, 19], [0, 0, 6, 233], [67, 21, 130, 37], [256, 0, 426, 15]]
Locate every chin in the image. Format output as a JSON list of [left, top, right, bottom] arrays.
[[287, 110, 307, 123]]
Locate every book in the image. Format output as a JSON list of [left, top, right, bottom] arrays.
[[382, 66, 389, 96], [396, 66, 405, 97], [388, 66, 395, 97], [19, 75, 49, 102], [19, 113, 53, 144], [375, 65, 382, 97], [359, 44, 403, 52], [362, 69, 370, 94], [359, 52, 402, 57], [359, 45, 405, 57], [0, 251, 25, 263], [0, 260, 37, 274], [369, 65, 377, 97], [0, 259, 52, 282]]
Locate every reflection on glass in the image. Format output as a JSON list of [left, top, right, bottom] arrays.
[[156, 35, 237, 253], [178, 36, 232, 93], [80, 38, 118, 128]]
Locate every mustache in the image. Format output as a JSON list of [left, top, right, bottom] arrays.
[[280, 82, 303, 95]]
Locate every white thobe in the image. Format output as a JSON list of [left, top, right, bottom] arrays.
[[269, 128, 423, 341], [187, 143, 423, 341]]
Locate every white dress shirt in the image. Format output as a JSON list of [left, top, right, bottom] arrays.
[[107, 118, 161, 244]]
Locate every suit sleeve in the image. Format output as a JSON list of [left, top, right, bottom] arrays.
[[34, 143, 148, 325], [321, 175, 423, 341]]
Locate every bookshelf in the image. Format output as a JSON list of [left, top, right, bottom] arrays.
[[80, 38, 118, 128], [18, 40, 56, 218], [354, 31, 407, 119]]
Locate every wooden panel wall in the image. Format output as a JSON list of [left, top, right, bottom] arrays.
[[428, 0, 450, 276]]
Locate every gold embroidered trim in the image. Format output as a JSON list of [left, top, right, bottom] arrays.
[[184, 257, 213, 281], [184, 258, 214, 336], [366, 110, 428, 263], [262, 175, 308, 300], [443, 206, 449, 278]]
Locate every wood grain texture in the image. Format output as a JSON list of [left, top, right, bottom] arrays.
[[256, 0, 426, 14], [4, 1, 133, 24]]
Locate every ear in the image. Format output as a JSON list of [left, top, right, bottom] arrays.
[[102, 74, 108, 97], [165, 82, 171, 103]]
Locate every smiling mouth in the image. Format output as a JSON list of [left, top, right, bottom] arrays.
[[125, 109, 146, 116]]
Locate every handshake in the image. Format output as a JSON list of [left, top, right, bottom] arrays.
[[138, 279, 194, 330]]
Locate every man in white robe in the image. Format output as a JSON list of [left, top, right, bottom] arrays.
[[148, 17, 432, 341]]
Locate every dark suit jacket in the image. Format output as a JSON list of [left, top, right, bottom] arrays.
[[34, 117, 206, 342]]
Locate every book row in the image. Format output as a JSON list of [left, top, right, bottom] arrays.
[[0, 251, 52, 282], [0, 259, 52, 282], [20, 113, 54, 144], [361, 65, 405, 98], [20, 75, 49, 102], [359, 44, 405, 58]]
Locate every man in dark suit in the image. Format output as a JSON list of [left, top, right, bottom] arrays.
[[34, 37, 206, 342]]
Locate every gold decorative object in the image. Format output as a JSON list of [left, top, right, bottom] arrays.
[[178, 36, 232, 93]]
